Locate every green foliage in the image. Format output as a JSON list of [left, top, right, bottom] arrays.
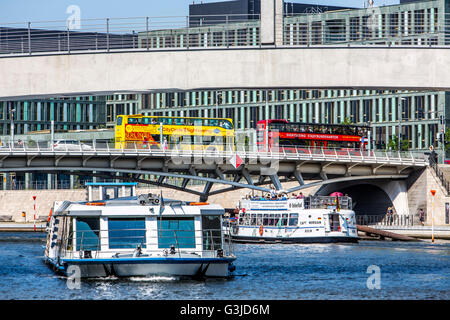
[[340, 117, 353, 125], [387, 135, 409, 151], [445, 128, 450, 152]]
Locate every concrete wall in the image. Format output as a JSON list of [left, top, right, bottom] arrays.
[[2, 47, 450, 100]]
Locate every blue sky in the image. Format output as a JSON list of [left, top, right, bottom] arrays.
[[1, 0, 400, 24]]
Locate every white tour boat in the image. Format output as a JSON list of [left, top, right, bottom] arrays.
[[224, 193, 358, 243], [44, 193, 236, 278]]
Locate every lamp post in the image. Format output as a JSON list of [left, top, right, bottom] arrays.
[[397, 97, 406, 151], [439, 107, 445, 163], [9, 103, 15, 146], [216, 91, 222, 118]]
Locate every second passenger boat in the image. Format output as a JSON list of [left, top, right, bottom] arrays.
[[224, 193, 358, 244]]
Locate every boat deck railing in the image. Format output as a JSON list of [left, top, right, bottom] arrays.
[[241, 196, 352, 210], [58, 227, 233, 260]]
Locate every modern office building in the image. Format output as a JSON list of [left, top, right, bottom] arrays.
[[138, 0, 449, 155], [188, 0, 352, 26], [0, 96, 107, 137]]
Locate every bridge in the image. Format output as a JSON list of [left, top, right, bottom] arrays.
[[0, 142, 429, 203], [2, 47, 450, 100]]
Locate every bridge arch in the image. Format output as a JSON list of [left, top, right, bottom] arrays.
[[316, 179, 409, 218]]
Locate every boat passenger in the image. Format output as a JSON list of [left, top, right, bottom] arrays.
[[291, 193, 297, 199], [296, 192, 304, 199], [270, 186, 276, 199]]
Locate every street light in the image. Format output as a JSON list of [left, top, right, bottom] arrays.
[[397, 97, 406, 151], [9, 103, 15, 146]]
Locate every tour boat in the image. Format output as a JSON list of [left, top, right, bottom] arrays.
[[44, 194, 236, 278], [224, 193, 358, 243]]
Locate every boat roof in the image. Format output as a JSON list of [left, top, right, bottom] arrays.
[[52, 196, 224, 217]]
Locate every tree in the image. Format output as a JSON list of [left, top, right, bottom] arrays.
[[387, 135, 409, 151], [341, 117, 353, 125]]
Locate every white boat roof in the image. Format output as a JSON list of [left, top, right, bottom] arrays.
[[53, 197, 224, 217]]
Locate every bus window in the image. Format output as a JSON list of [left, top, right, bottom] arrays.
[[116, 117, 123, 126], [174, 118, 185, 125], [128, 118, 139, 124], [209, 119, 218, 127], [220, 120, 233, 130]]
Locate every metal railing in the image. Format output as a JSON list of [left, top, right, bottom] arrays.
[[3, 11, 450, 57], [282, 19, 450, 47], [429, 156, 450, 195], [0, 140, 429, 166], [356, 214, 414, 227], [0, 14, 260, 56], [61, 227, 232, 259]]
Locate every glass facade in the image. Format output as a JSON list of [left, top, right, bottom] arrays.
[[140, 89, 448, 152]]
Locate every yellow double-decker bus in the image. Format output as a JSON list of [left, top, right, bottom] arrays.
[[115, 115, 235, 151]]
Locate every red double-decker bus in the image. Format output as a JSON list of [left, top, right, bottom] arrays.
[[256, 119, 369, 152]]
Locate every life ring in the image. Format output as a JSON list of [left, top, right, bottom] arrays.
[[259, 225, 264, 236]]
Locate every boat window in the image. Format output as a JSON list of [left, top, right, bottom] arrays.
[[289, 213, 298, 226], [250, 214, 257, 225], [202, 215, 222, 250], [280, 214, 288, 226], [108, 218, 146, 249], [158, 217, 195, 249], [75, 218, 100, 251], [263, 214, 269, 226], [256, 214, 263, 225], [268, 214, 275, 226]]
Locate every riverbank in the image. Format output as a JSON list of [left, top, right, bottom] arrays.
[[0, 222, 46, 232]]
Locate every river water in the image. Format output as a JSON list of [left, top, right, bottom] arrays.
[[0, 232, 448, 300]]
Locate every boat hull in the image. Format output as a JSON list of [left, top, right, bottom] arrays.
[[229, 235, 359, 244], [47, 258, 235, 278], [46, 257, 235, 278]]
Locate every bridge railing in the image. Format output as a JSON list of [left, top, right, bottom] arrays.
[[2, 12, 450, 57], [282, 13, 450, 47], [0, 140, 429, 166], [0, 14, 261, 56]]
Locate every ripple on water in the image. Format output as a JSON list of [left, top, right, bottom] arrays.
[[0, 235, 449, 300]]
